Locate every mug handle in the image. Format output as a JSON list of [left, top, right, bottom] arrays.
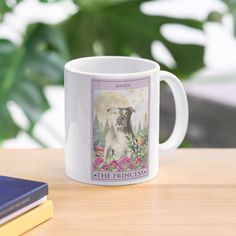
[[159, 71, 189, 154]]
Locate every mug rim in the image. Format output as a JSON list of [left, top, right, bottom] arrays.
[[64, 56, 160, 78]]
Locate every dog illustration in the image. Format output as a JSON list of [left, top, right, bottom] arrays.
[[104, 106, 135, 161]]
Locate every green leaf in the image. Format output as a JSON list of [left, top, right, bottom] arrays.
[[10, 80, 50, 123], [0, 0, 22, 19], [0, 0, 206, 145], [0, 105, 19, 142], [75, 0, 133, 10], [207, 11, 223, 23], [0, 1, 12, 17], [62, 0, 204, 77], [0, 24, 69, 142], [164, 41, 204, 78], [221, 0, 236, 36], [39, 0, 61, 2]]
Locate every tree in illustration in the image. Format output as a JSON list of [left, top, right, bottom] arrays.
[[103, 119, 110, 136], [143, 113, 148, 130]]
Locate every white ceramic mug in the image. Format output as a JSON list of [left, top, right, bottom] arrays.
[[64, 56, 188, 185]]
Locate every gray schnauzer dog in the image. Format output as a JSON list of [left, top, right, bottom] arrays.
[[104, 106, 135, 161]]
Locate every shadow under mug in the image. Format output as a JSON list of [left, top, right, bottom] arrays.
[[64, 56, 188, 185]]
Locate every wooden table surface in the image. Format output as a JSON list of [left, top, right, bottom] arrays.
[[1, 149, 236, 236]]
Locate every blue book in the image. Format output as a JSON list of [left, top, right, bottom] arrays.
[[0, 176, 48, 220]]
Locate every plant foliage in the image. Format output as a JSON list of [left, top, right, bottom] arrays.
[[0, 0, 205, 145]]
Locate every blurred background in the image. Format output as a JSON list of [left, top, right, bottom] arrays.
[[0, 0, 235, 148]]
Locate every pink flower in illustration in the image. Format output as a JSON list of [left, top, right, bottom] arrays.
[[93, 157, 103, 169], [102, 164, 109, 171], [135, 157, 143, 164], [94, 157, 103, 165], [119, 156, 131, 164], [128, 163, 135, 170], [141, 163, 146, 169], [118, 164, 124, 172], [109, 160, 118, 168]]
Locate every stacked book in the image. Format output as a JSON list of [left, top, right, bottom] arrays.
[[0, 175, 53, 235]]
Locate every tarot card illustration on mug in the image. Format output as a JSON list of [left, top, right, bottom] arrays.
[[92, 78, 150, 181]]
